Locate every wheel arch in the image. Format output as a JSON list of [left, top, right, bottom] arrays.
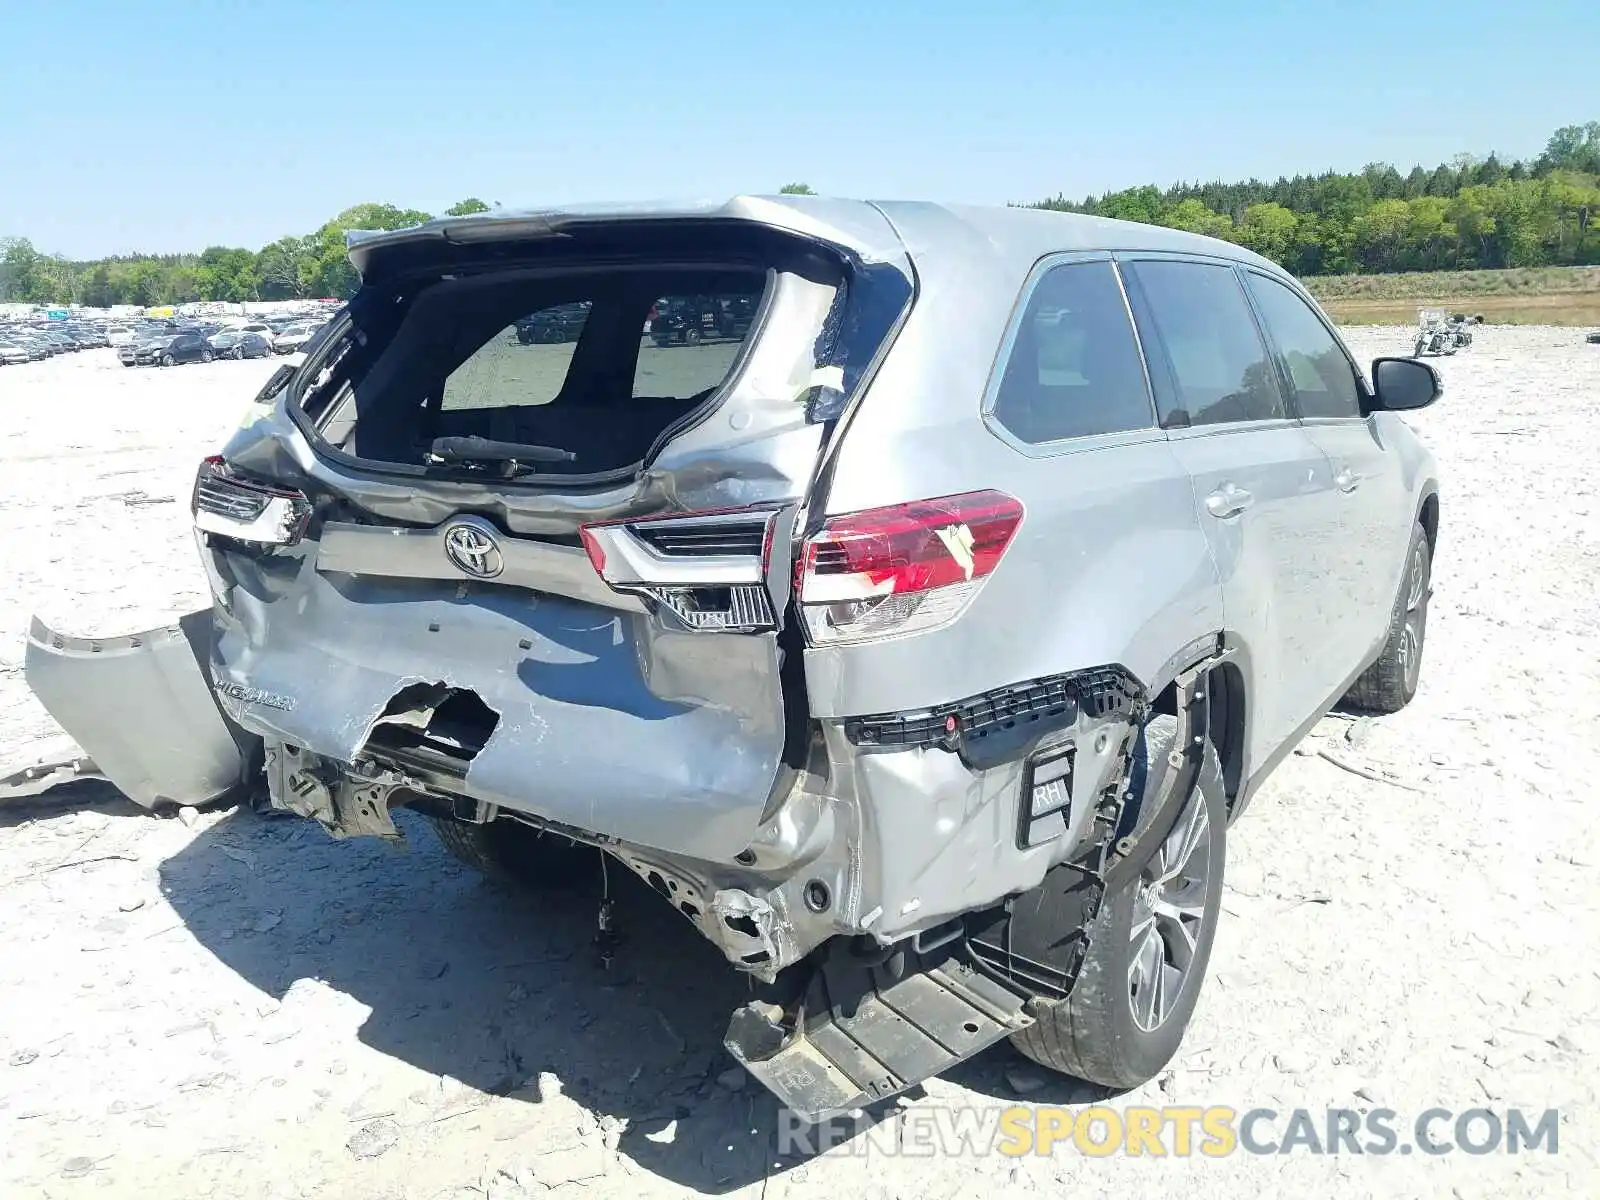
[[1147, 639, 1248, 819], [1418, 487, 1440, 557]]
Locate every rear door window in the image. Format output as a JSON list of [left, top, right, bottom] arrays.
[[1243, 273, 1363, 419], [1121, 259, 1286, 427], [988, 260, 1154, 443]]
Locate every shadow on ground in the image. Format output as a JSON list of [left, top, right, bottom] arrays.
[[136, 802, 1062, 1191], [0, 779, 145, 829]]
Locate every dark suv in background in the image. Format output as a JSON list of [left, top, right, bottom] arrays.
[[514, 302, 591, 344], [648, 294, 757, 345], [121, 329, 214, 367]]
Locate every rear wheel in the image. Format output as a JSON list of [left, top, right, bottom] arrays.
[[424, 814, 596, 891], [1343, 521, 1431, 713], [200, 349, 213, 363], [682, 326, 703, 346], [1011, 715, 1227, 1089]]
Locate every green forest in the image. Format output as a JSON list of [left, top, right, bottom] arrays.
[[4, 123, 1597, 308], [1031, 122, 1599, 276]]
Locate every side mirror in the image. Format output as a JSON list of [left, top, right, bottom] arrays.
[[1370, 356, 1441, 411]]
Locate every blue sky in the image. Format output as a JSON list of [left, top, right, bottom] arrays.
[[3, 0, 1593, 258]]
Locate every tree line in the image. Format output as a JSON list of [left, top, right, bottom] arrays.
[[0, 198, 491, 308], [1031, 122, 1599, 276], [3, 123, 1596, 307]]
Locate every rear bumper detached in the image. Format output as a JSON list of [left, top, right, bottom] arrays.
[[22, 612, 258, 809]]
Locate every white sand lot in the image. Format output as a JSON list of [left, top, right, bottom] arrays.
[[0, 330, 1596, 1198]]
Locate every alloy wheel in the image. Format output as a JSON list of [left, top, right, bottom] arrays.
[[1127, 786, 1213, 1032], [1397, 544, 1429, 691]]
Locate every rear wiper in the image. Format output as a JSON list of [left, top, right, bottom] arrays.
[[426, 436, 577, 477]]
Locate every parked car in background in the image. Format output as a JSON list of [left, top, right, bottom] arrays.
[[514, 302, 590, 344], [1, 333, 48, 360], [119, 333, 167, 366], [0, 340, 32, 365], [272, 323, 317, 354], [648, 294, 758, 346], [22, 198, 1441, 1120], [121, 329, 213, 366], [106, 326, 136, 347], [208, 330, 274, 360]]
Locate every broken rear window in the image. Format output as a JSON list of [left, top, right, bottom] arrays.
[[301, 267, 771, 481]]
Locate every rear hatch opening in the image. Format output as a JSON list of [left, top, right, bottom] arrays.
[[286, 224, 850, 494]]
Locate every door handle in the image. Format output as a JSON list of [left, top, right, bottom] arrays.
[[1335, 467, 1361, 493], [1205, 484, 1254, 519]]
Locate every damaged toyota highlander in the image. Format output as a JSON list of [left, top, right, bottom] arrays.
[[22, 197, 1442, 1119]]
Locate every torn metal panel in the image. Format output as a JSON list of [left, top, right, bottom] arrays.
[[211, 562, 789, 861], [23, 612, 255, 809]]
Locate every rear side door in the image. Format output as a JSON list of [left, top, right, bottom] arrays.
[[1119, 255, 1343, 762], [1241, 270, 1410, 667]]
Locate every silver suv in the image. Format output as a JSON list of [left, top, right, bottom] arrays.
[[25, 198, 1441, 1118]]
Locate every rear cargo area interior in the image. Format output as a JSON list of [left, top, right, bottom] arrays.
[[305, 265, 768, 477]]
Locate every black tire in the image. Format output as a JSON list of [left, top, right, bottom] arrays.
[[1012, 714, 1227, 1089], [1412, 337, 1426, 357], [1343, 521, 1431, 713], [682, 326, 703, 346], [424, 814, 596, 891], [231, 346, 243, 360], [160, 353, 175, 367], [200, 349, 213, 363]]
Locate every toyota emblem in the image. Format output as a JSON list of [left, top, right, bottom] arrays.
[[443, 521, 505, 579]]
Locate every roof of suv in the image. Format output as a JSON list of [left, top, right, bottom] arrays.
[[344, 196, 1282, 283]]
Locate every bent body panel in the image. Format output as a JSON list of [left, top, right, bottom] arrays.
[[23, 611, 253, 808]]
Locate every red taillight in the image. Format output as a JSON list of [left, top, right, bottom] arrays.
[[579, 525, 607, 575], [796, 490, 1022, 644]]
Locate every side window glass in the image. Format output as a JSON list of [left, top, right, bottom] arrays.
[[1122, 260, 1286, 427], [442, 302, 591, 412], [1245, 274, 1362, 419], [989, 260, 1153, 444]]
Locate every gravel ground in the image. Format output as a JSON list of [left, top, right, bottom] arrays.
[[1, 330, 1597, 1198]]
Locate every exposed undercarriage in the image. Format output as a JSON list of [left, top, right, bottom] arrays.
[[259, 653, 1220, 1119]]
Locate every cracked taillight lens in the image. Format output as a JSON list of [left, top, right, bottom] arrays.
[[579, 507, 781, 633], [796, 490, 1023, 644], [191, 456, 311, 546]]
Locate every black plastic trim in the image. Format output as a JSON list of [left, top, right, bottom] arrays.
[[842, 665, 1145, 771]]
